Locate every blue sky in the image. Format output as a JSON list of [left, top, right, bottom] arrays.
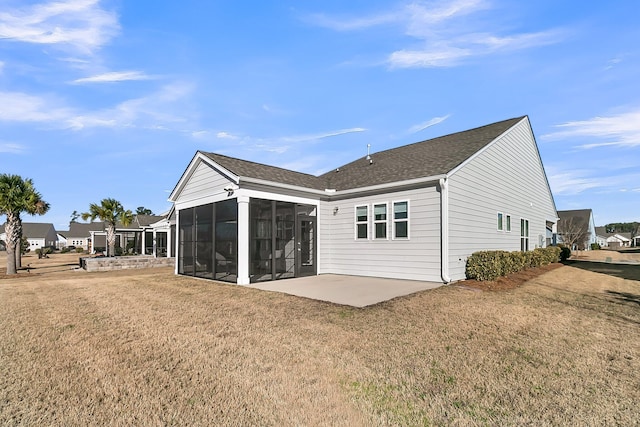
[[1, 0, 639, 230]]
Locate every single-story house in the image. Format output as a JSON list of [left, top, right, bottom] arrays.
[[595, 227, 608, 248], [60, 221, 109, 251], [169, 116, 558, 285], [86, 213, 175, 257], [0, 222, 58, 250], [595, 226, 634, 249], [557, 209, 597, 250]]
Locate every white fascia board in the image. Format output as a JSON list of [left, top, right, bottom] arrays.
[[240, 176, 327, 196], [168, 152, 240, 202], [240, 188, 320, 206], [241, 174, 446, 200], [330, 174, 447, 198], [174, 192, 237, 211]]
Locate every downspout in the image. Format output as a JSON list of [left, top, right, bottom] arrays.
[[439, 177, 451, 284]]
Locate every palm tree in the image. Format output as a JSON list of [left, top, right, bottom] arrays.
[[82, 198, 133, 257], [0, 174, 50, 275]]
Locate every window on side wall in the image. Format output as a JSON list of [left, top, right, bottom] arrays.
[[506, 214, 511, 232], [374, 203, 388, 239], [355, 205, 368, 239], [497, 212, 504, 231], [393, 201, 409, 239], [521, 218, 529, 251]]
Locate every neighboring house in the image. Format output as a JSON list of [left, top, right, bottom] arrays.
[[63, 221, 108, 251], [86, 213, 175, 257], [0, 222, 58, 250], [595, 227, 608, 247], [557, 209, 597, 250], [594, 226, 633, 249], [169, 116, 558, 285], [56, 232, 68, 249]]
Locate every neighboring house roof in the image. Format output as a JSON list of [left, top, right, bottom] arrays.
[[557, 209, 593, 233], [595, 226, 607, 237], [66, 221, 107, 238], [200, 116, 525, 192], [595, 226, 632, 241], [72, 215, 169, 232], [2, 222, 56, 239]]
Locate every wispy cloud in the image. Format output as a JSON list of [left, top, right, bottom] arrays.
[[544, 109, 640, 149], [0, 141, 26, 154], [304, 10, 402, 31], [408, 114, 450, 133], [71, 70, 153, 84], [216, 131, 239, 140], [546, 167, 605, 196], [66, 81, 195, 130], [306, 0, 563, 68], [290, 127, 366, 142], [0, 0, 119, 54], [0, 82, 195, 131], [0, 91, 72, 123]]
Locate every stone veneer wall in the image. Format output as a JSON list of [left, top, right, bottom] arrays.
[[82, 255, 175, 272]]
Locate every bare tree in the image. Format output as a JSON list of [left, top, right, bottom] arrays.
[[558, 216, 590, 252]]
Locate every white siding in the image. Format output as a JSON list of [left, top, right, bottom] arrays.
[[319, 185, 441, 282], [174, 161, 233, 205], [447, 118, 557, 281]]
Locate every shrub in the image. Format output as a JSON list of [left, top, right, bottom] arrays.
[[466, 246, 561, 281], [590, 243, 601, 250], [559, 246, 571, 261], [75, 247, 85, 253], [61, 247, 70, 253]]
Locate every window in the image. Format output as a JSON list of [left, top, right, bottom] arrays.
[[355, 205, 368, 239], [393, 201, 409, 239], [374, 203, 387, 239], [506, 215, 511, 232], [521, 218, 529, 251], [497, 212, 503, 231]]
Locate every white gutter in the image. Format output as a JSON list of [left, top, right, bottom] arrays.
[[240, 177, 328, 196], [241, 174, 447, 199], [331, 174, 447, 197], [439, 177, 451, 283]]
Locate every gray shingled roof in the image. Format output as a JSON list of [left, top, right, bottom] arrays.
[[0, 222, 55, 238], [320, 116, 524, 191], [557, 209, 593, 233], [202, 152, 324, 190], [202, 116, 525, 192], [66, 221, 106, 238]]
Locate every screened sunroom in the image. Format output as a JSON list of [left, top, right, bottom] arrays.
[[177, 197, 316, 284]]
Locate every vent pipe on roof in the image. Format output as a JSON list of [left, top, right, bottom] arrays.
[[366, 144, 373, 164]]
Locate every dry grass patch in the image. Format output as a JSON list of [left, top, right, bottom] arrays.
[[1, 258, 639, 425]]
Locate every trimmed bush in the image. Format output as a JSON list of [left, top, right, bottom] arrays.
[[559, 246, 571, 261], [466, 246, 562, 281], [590, 243, 601, 250], [75, 247, 85, 253]]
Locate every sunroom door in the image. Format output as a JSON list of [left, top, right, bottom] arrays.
[[296, 215, 316, 277]]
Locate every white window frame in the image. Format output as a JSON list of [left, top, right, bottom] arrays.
[[392, 200, 410, 240], [355, 204, 369, 240], [520, 218, 530, 251], [373, 203, 388, 240], [497, 212, 504, 231]]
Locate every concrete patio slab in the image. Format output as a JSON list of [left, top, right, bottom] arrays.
[[248, 274, 443, 307]]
